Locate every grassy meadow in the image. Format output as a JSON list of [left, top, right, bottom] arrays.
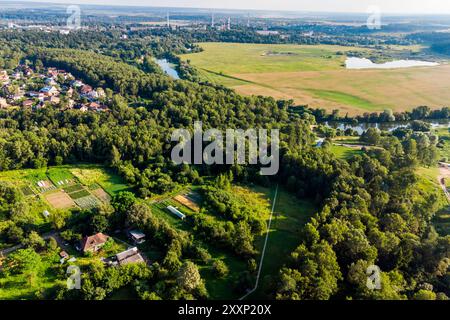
[[416, 167, 450, 236], [180, 42, 450, 115], [148, 184, 315, 299]]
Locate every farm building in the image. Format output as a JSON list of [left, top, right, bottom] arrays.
[[167, 205, 186, 220], [116, 247, 145, 266], [128, 230, 146, 244], [81, 232, 109, 253]]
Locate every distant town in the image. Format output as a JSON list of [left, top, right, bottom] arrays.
[[1, 66, 109, 112]]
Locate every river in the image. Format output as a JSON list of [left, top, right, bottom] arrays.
[[155, 59, 180, 79], [345, 57, 439, 69], [324, 120, 449, 135]]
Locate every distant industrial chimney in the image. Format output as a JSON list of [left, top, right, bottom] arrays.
[[247, 13, 250, 28], [211, 13, 215, 28], [167, 12, 170, 28], [227, 17, 231, 30]]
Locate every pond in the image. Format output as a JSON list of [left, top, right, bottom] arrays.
[[345, 57, 439, 70], [324, 120, 450, 135], [155, 59, 180, 79]]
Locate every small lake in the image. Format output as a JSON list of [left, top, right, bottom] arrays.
[[345, 57, 439, 70], [325, 120, 450, 135], [155, 59, 180, 79]]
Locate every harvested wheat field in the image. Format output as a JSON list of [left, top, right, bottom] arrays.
[[180, 42, 450, 115]]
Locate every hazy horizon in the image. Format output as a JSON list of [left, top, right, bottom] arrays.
[[7, 0, 450, 15]]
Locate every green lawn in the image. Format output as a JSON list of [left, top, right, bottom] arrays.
[[70, 165, 131, 196], [249, 186, 316, 299], [435, 127, 450, 161], [47, 167, 75, 185], [306, 89, 383, 111], [416, 167, 450, 236], [0, 252, 64, 300], [330, 145, 364, 160]]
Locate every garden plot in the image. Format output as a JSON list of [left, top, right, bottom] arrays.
[[62, 184, 84, 193], [92, 188, 111, 203], [44, 191, 76, 209], [47, 167, 75, 186], [21, 186, 35, 196], [36, 180, 57, 193], [74, 195, 101, 209], [174, 194, 200, 212], [68, 189, 91, 200]]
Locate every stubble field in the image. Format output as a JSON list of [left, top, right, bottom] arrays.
[[180, 42, 450, 115]]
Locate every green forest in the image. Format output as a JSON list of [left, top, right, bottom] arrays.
[[0, 26, 449, 301]]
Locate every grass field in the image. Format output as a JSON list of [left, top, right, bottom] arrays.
[[0, 251, 64, 300], [436, 127, 450, 161], [180, 42, 450, 115], [149, 184, 315, 299], [250, 186, 316, 299], [416, 167, 450, 236], [330, 145, 364, 159], [70, 165, 130, 195], [0, 164, 129, 215]]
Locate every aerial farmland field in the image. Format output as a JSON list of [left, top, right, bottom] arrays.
[[180, 42, 450, 115], [0, 165, 130, 215]]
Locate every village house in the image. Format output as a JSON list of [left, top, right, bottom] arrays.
[[128, 230, 146, 244], [0, 97, 9, 109], [70, 80, 84, 88], [59, 251, 69, 260], [115, 247, 145, 266], [66, 87, 74, 97], [45, 77, 57, 86], [47, 67, 58, 78], [11, 72, 21, 80], [0, 70, 10, 84], [48, 95, 61, 105], [88, 102, 102, 111], [23, 67, 33, 77], [67, 99, 75, 109], [40, 86, 59, 96], [22, 100, 34, 108], [80, 84, 93, 96], [81, 233, 109, 253], [27, 91, 46, 101], [75, 103, 88, 112]]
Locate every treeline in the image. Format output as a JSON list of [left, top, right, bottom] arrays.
[[293, 105, 450, 124], [275, 136, 449, 300]]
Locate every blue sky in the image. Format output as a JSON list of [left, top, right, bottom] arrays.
[[16, 0, 450, 14]]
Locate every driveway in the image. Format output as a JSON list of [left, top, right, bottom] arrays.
[[0, 231, 69, 258]]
